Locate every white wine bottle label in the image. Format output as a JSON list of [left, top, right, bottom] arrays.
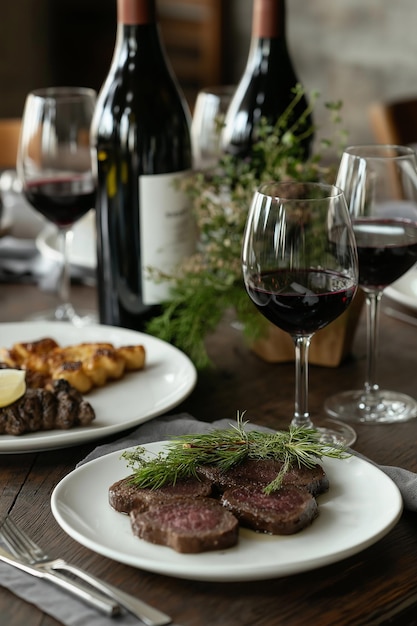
[[139, 171, 194, 305]]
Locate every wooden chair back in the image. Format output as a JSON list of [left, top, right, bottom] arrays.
[[158, 0, 224, 108], [0, 118, 21, 169], [369, 98, 417, 145]]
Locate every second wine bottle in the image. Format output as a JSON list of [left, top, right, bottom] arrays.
[[91, 0, 194, 331], [222, 0, 313, 162]]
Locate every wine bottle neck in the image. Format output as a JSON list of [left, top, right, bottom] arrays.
[[252, 0, 286, 39], [117, 0, 156, 25]]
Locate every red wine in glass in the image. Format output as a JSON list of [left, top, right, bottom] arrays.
[[17, 86, 96, 324], [353, 218, 417, 289], [325, 144, 417, 423], [25, 177, 95, 228], [246, 269, 357, 335], [242, 181, 359, 447]]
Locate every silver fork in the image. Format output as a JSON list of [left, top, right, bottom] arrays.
[[0, 516, 172, 626]]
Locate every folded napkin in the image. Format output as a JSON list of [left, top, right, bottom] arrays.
[[1, 413, 416, 626]]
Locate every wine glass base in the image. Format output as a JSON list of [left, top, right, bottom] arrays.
[[27, 307, 97, 327], [309, 418, 357, 448], [324, 389, 417, 424]]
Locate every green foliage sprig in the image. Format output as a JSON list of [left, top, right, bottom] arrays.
[[122, 414, 350, 494], [146, 87, 347, 368]]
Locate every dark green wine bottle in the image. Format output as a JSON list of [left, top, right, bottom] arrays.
[[222, 0, 313, 162], [91, 0, 193, 331]]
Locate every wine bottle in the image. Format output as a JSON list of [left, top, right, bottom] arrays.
[[221, 0, 312, 161], [91, 0, 194, 331]]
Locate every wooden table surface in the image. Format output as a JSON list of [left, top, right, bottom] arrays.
[[1, 283, 417, 626]]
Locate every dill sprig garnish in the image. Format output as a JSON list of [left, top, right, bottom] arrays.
[[122, 415, 350, 494]]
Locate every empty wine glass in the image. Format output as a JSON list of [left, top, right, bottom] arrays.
[[17, 86, 96, 325], [325, 145, 417, 423], [191, 85, 235, 170], [242, 181, 359, 446]]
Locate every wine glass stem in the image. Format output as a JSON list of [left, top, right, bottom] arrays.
[[363, 290, 383, 402], [56, 228, 75, 319], [291, 334, 314, 429]]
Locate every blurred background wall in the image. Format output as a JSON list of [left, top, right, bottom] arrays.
[[1, 0, 417, 150]]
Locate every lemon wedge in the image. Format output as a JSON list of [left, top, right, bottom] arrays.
[[0, 369, 26, 407]]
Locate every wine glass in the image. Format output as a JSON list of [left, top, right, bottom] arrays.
[[191, 85, 235, 170], [17, 86, 96, 325], [242, 181, 359, 446], [325, 145, 417, 423]]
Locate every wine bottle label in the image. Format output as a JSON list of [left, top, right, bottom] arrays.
[[139, 171, 194, 305]]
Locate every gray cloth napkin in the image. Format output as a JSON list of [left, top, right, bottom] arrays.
[[1, 413, 416, 626], [0, 554, 141, 626]]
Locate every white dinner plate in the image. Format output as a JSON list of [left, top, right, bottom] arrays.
[[36, 210, 96, 270], [51, 442, 403, 582], [0, 322, 197, 454], [384, 264, 417, 311]]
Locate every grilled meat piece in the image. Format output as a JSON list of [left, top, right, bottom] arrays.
[[109, 474, 213, 514], [197, 458, 329, 496], [130, 497, 239, 553], [0, 379, 95, 435], [221, 484, 318, 535]]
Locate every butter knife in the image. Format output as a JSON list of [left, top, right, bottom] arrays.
[[0, 545, 120, 616]]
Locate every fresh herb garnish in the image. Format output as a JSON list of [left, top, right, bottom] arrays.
[[145, 89, 347, 368], [122, 415, 350, 494]]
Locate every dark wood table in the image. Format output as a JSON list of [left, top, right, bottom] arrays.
[[1, 283, 417, 626]]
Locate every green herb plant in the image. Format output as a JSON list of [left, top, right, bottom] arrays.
[[146, 87, 347, 368], [122, 413, 350, 495]]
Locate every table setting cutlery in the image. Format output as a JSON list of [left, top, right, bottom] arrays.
[[0, 544, 120, 617], [0, 515, 174, 625]]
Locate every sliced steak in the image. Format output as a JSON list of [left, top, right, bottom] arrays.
[[0, 379, 95, 435], [221, 485, 318, 535], [109, 474, 213, 514], [130, 496, 239, 553], [197, 458, 328, 496]]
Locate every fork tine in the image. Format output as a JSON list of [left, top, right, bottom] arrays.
[[0, 517, 48, 563]]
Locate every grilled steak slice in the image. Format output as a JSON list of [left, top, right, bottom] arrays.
[[109, 475, 213, 514], [0, 379, 95, 435], [221, 485, 318, 535], [198, 458, 328, 496], [130, 497, 239, 553]]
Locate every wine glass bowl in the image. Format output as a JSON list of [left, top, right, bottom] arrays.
[[191, 85, 235, 170], [17, 86, 96, 325], [242, 181, 359, 446], [324, 145, 417, 423]]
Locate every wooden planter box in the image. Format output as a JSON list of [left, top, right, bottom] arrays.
[[250, 289, 365, 368]]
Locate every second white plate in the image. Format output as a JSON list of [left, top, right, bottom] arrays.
[[51, 442, 403, 582], [0, 322, 197, 454]]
